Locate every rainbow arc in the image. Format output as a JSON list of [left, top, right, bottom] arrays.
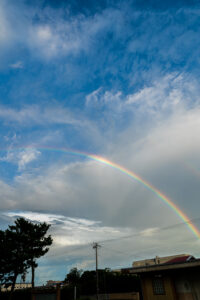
[[2, 146, 200, 239]]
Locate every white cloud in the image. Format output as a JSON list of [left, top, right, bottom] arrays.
[[83, 73, 200, 155], [1, 74, 200, 230], [1, 73, 200, 280], [4, 211, 132, 247], [0, 148, 41, 170], [0, 104, 102, 150], [37, 26, 52, 41], [5, 210, 198, 271], [85, 74, 200, 120], [0, 105, 88, 127], [86, 87, 103, 106], [125, 74, 186, 112], [28, 7, 123, 59], [86, 87, 122, 109], [0, 0, 200, 283], [140, 227, 158, 237], [17, 149, 41, 170], [0, 2, 11, 45], [30, 25, 63, 58], [0, 181, 16, 210], [0, 1, 119, 60], [9, 61, 23, 69], [72, 259, 94, 270]]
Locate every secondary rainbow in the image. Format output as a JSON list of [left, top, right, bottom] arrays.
[[2, 146, 200, 238]]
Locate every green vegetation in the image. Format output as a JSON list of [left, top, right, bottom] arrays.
[[62, 267, 141, 298], [0, 267, 140, 300], [0, 217, 52, 299], [0, 289, 31, 300]]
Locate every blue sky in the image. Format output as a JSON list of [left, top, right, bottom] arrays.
[[1, 0, 200, 285]]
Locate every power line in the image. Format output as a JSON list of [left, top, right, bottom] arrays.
[[98, 216, 200, 244], [46, 243, 92, 258], [101, 235, 198, 261], [42, 216, 200, 260], [102, 245, 131, 256]]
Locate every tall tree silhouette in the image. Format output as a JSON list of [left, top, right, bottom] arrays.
[[8, 217, 53, 288], [0, 228, 29, 300]]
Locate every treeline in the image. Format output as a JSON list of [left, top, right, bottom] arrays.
[[63, 268, 141, 297], [0, 217, 52, 299], [0, 267, 141, 300], [0, 289, 31, 300]]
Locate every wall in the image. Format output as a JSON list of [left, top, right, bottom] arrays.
[[83, 292, 139, 300], [174, 276, 194, 300], [140, 268, 200, 300], [141, 275, 176, 300], [174, 271, 200, 300]]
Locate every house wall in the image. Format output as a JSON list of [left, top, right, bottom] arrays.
[[174, 276, 194, 300], [140, 269, 200, 300], [183, 272, 200, 300], [190, 277, 200, 300], [141, 275, 177, 300]]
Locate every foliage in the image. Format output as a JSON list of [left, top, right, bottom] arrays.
[[64, 268, 82, 285], [9, 218, 53, 287], [0, 228, 29, 291], [0, 289, 31, 300], [64, 268, 141, 297], [0, 217, 53, 296], [79, 270, 96, 295], [61, 285, 77, 300], [0, 230, 7, 283]]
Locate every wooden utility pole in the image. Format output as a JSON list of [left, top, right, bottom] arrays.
[[74, 286, 77, 300], [93, 242, 101, 300]]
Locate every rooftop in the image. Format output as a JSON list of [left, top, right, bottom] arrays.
[[122, 257, 200, 274]]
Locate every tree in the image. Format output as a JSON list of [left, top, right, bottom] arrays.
[[69, 269, 141, 296], [79, 270, 96, 295], [0, 218, 52, 300], [64, 268, 82, 286], [0, 230, 6, 283], [9, 217, 53, 288], [0, 228, 29, 300]]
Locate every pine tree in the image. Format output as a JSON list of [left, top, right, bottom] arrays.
[[0, 228, 29, 300], [9, 217, 53, 288]]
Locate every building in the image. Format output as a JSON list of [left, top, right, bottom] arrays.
[[46, 280, 64, 287], [1, 282, 31, 292], [132, 254, 194, 267], [122, 254, 200, 300]]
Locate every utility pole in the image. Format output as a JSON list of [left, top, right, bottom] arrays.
[[93, 242, 101, 300], [74, 286, 77, 300]]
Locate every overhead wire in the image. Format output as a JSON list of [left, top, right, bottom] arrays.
[[41, 216, 200, 261], [98, 216, 200, 244], [101, 235, 198, 260]]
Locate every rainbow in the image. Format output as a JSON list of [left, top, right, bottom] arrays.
[[89, 154, 200, 239], [2, 146, 200, 238]]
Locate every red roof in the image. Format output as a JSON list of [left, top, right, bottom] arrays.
[[165, 255, 194, 264]]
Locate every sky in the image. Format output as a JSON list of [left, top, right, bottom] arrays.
[[1, 0, 200, 285]]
